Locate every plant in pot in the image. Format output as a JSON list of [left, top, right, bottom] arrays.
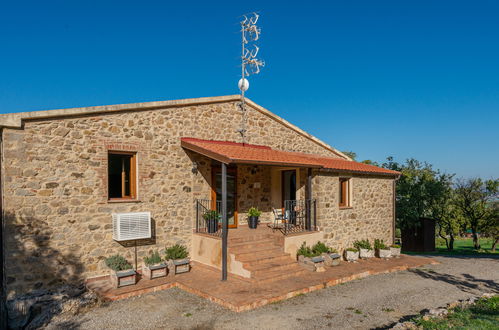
[[389, 244, 401, 258], [296, 242, 326, 272], [165, 244, 190, 275], [105, 254, 136, 288], [313, 241, 341, 267], [247, 207, 262, 229], [374, 239, 392, 259], [203, 210, 220, 233], [344, 247, 359, 262], [143, 251, 168, 280], [354, 239, 374, 259]]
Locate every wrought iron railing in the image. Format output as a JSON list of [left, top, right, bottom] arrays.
[[195, 199, 222, 237], [282, 199, 317, 235]]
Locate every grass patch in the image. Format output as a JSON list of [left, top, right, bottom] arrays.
[[183, 312, 192, 317], [414, 296, 499, 329], [404, 238, 498, 256], [382, 308, 395, 312]]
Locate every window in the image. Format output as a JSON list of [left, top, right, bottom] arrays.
[[108, 152, 137, 199], [339, 178, 351, 207]]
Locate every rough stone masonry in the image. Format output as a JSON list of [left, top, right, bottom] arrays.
[[1, 95, 395, 299]]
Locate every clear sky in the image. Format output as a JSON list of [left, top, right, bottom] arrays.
[[1, 1, 498, 178]]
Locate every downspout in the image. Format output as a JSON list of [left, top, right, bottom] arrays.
[[0, 127, 6, 329]]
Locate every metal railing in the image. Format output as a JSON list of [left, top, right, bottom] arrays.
[[282, 199, 317, 235], [195, 199, 222, 237]]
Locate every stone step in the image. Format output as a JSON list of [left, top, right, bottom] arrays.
[[228, 234, 274, 244], [239, 252, 293, 265], [233, 246, 285, 260], [251, 266, 308, 283], [246, 260, 301, 276], [229, 238, 280, 250]]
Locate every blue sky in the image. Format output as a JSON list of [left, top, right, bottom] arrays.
[[1, 1, 498, 178]]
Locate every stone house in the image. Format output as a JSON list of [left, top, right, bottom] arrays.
[[0, 95, 399, 299]]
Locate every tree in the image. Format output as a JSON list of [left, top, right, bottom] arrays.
[[478, 201, 499, 251], [381, 157, 455, 242], [454, 178, 499, 249], [341, 150, 357, 161]]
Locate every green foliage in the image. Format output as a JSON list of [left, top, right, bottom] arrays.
[[454, 178, 499, 249], [297, 241, 333, 257], [203, 210, 219, 220], [105, 254, 132, 271], [341, 150, 357, 161], [390, 244, 400, 248], [374, 239, 388, 250], [144, 251, 163, 266], [247, 207, 262, 217], [346, 247, 358, 252], [414, 296, 499, 329], [165, 244, 189, 260], [395, 228, 401, 238], [353, 239, 372, 250], [312, 241, 332, 254]]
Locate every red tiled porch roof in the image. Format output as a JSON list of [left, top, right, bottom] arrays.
[[181, 138, 400, 176]]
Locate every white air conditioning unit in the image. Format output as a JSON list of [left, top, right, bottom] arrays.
[[112, 212, 152, 241]]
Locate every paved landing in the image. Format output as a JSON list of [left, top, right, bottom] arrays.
[[87, 254, 437, 312]]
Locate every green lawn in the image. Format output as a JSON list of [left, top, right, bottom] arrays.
[[414, 295, 499, 329], [404, 237, 498, 255]]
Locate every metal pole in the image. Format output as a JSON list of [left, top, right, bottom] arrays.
[[240, 23, 247, 145], [221, 163, 228, 281], [306, 168, 312, 230]]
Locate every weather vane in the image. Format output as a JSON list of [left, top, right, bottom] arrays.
[[237, 12, 265, 144]]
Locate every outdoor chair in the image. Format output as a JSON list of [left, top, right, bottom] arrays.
[[270, 208, 290, 231]]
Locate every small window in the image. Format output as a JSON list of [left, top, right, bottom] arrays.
[[108, 152, 137, 199], [339, 178, 351, 207]]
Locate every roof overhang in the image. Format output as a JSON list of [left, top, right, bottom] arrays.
[[181, 138, 401, 177]]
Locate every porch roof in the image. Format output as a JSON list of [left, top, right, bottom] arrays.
[[181, 138, 400, 176]]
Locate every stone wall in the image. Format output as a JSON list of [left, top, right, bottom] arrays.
[[2, 100, 347, 298], [313, 171, 394, 252]]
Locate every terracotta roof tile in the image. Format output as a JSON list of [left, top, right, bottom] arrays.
[[181, 138, 400, 176]]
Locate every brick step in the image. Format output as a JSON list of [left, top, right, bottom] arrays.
[[251, 266, 308, 283], [230, 245, 283, 257], [246, 260, 301, 276], [229, 238, 280, 250], [228, 234, 274, 244], [239, 253, 293, 266]]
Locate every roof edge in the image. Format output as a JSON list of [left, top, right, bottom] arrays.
[[0, 95, 242, 129], [243, 98, 351, 160]]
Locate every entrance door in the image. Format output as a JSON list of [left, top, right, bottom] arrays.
[[281, 170, 297, 206], [211, 167, 238, 228]]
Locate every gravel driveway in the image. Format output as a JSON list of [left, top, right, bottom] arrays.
[[46, 255, 499, 330]]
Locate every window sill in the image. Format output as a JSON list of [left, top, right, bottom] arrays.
[[108, 199, 142, 203], [339, 206, 353, 210]]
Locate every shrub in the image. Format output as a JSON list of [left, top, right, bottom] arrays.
[[353, 239, 372, 250], [374, 239, 388, 250], [105, 255, 132, 271], [312, 241, 332, 254], [203, 210, 219, 220], [390, 244, 401, 248], [395, 228, 401, 238], [297, 242, 314, 258], [247, 207, 262, 217], [144, 251, 163, 266], [165, 244, 189, 260], [346, 247, 358, 252]]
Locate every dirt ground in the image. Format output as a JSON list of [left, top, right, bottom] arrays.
[[45, 255, 499, 330]]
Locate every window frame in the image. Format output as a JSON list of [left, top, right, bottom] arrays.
[[107, 151, 137, 201], [339, 177, 352, 208]]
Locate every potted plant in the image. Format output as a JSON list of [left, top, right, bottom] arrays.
[[247, 207, 262, 229], [143, 251, 168, 280], [296, 242, 326, 272], [374, 239, 392, 259], [165, 244, 190, 275], [312, 242, 341, 267], [390, 244, 401, 258], [105, 254, 137, 288], [344, 247, 359, 262], [203, 210, 219, 233], [354, 239, 374, 259]]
